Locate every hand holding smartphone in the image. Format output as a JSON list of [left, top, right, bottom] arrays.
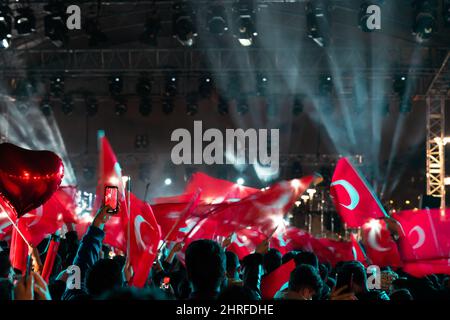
[[104, 186, 119, 214]]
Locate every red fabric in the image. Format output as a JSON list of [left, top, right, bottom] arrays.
[[9, 228, 29, 273], [393, 209, 450, 262], [129, 193, 161, 288], [261, 260, 296, 299], [330, 158, 387, 228], [184, 172, 259, 203], [93, 131, 129, 251], [361, 219, 402, 267], [41, 238, 60, 283], [350, 233, 368, 264], [314, 237, 359, 266], [0, 193, 15, 242], [403, 259, 450, 277]]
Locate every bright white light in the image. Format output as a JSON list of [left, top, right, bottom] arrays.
[[364, 219, 382, 231], [164, 178, 172, 186], [238, 38, 252, 46], [236, 178, 245, 185], [306, 188, 316, 196], [121, 176, 129, 185], [301, 195, 309, 201], [291, 179, 301, 189], [253, 32, 258, 36], [109, 177, 119, 186], [405, 200, 410, 205], [295, 201, 301, 207], [401, 76, 406, 81]]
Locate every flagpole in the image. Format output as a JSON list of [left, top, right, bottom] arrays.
[[126, 176, 131, 258]]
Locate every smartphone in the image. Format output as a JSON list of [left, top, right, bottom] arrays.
[[160, 277, 170, 290], [104, 186, 119, 214]]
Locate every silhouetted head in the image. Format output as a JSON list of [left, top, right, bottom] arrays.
[[225, 251, 240, 279], [185, 240, 226, 296], [289, 264, 323, 300], [294, 251, 319, 270], [281, 251, 297, 264], [336, 261, 367, 294], [86, 258, 123, 297], [263, 249, 282, 274], [390, 289, 413, 301]]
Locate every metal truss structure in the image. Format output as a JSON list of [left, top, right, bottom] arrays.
[[425, 52, 450, 209]]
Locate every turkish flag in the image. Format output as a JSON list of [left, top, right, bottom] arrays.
[[184, 172, 259, 203], [361, 219, 402, 267], [261, 260, 296, 299], [93, 131, 129, 251], [403, 259, 450, 277], [350, 233, 368, 264], [393, 209, 450, 262], [0, 193, 15, 242], [330, 158, 387, 228], [129, 193, 161, 288], [314, 237, 358, 266]]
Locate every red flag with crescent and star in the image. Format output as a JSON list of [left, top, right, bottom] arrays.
[[129, 192, 161, 288], [393, 208, 450, 262], [330, 158, 388, 228], [93, 131, 129, 251]]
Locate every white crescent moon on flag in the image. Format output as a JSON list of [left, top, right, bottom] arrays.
[[408, 226, 425, 250], [27, 206, 43, 227], [134, 215, 154, 251], [0, 221, 12, 235], [367, 227, 390, 252], [330, 179, 360, 210]]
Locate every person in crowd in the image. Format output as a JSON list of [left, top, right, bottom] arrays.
[[263, 249, 282, 275], [335, 261, 389, 301], [225, 251, 243, 287], [185, 239, 226, 300], [275, 264, 323, 300], [390, 288, 413, 301], [294, 251, 319, 270]]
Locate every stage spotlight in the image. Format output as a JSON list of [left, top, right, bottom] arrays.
[[293, 96, 304, 116], [61, 94, 74, 115], [0, 6, 12, 49], [85, 94, 98, 117], [135, 134, 149, 149], [412, 0, 436, 42], [198, 75, 213, 98], [172, 1, 197, 47], [15, 7, 36, 35], [50, 76, 64, 97], [236, 177, 245, 185], [207, 5, 228, 35], [114, 97, 127, 116], [393, 75, 407, 95], [237, 98, 249, 115], [164, 178, 172, 186], [218, 96, 229, 115], [306, 0, 330, 47], [256, 73, 268, 96], [40, 96, 52, 116], [186, 94, 198, 116], [319, 75, 333, 95], [164, 75, 178, 97], [139, 98, 152, 116], [162, 98, 174, 115], [233, 0, 258, 47], [140, 15, 161, 46], [44, 4, 68, 48], [109, 76, 123, 96], [136, 76, 152, 97]]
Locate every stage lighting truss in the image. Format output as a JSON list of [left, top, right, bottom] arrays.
[[40, 95, 52, 116], [256, 73, 268, 96], [136, 76, 152, 97], [207, 5, 229, 36], [14, 7, 36, 36], [0, 6, 12, 49], [172, 1, 197, 47], [49, 75, 64, 97], [62, 94, 74, 115], [305, 0, 330, 47], [198, 75, 213, 98], [162, 98, 174, 114], [114, 96, 127, 116], [164, 74, 178, 97], [233, 0, 258, 47]]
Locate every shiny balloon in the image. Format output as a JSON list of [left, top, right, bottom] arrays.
[[0, 143, 64, 217]]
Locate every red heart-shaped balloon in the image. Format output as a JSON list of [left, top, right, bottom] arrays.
[[0, 143, 64, 218]]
